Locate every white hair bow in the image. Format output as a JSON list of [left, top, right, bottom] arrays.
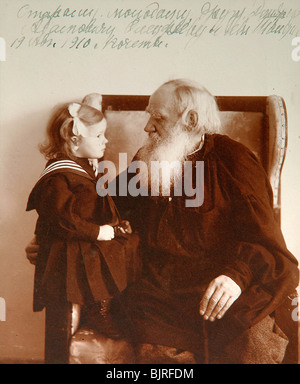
[[68, 103, 89, 137]]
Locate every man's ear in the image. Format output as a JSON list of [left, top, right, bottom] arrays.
[[186, 110, 198, 129]]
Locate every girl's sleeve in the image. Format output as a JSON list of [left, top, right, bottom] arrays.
[[36, 174, 100, 241]]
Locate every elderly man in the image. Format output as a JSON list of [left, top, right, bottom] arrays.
[[110, 79, 299, 364], [27, 79, 298, 364]]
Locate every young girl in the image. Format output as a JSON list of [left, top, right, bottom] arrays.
[[26, 95, 141, 338]]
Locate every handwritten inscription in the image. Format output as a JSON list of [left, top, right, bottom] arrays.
[[10, 1, 300, 51]]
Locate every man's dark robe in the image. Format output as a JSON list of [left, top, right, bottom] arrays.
[[114, 134, 299, 355], [26, 157, 141, 311]]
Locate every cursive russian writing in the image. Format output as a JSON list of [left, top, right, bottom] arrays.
[[9, 1, 300, 51]]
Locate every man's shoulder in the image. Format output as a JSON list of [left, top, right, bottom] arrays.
[[210, 134, 261, 170], [209, 134, 270, 196], [212, 134, 255, 160]]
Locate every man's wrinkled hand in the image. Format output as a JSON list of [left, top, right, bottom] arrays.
[[25, 235, 40, 265], [199, 275, 241, 322]]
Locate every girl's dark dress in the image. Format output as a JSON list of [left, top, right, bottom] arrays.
[[26, 157, 141, 311]]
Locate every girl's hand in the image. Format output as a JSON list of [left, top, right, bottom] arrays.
[[97, 225, 115, 241]]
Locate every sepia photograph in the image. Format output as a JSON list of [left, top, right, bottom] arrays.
[[0, 0, 299, 367]]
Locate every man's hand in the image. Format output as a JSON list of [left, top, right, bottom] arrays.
[[199, 275, 241, 322], [25, 235, 40, 265]]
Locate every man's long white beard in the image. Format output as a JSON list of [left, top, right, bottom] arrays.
[[135, 121, 202, 194]]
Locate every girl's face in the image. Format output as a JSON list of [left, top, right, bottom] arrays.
[[74, 119, 108, 159]]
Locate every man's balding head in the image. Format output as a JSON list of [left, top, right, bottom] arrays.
[[156, 79, 221, 135]]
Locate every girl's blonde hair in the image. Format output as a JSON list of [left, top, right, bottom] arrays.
[[40, 102, 104, 160]]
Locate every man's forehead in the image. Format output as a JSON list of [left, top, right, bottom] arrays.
[[146, 103, 168, 115], [147, 85, 176, 114]]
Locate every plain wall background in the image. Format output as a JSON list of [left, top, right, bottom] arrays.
[[0, 0, 299, 362]]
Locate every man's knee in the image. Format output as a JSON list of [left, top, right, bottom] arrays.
[[221, 315, 288, 364]]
